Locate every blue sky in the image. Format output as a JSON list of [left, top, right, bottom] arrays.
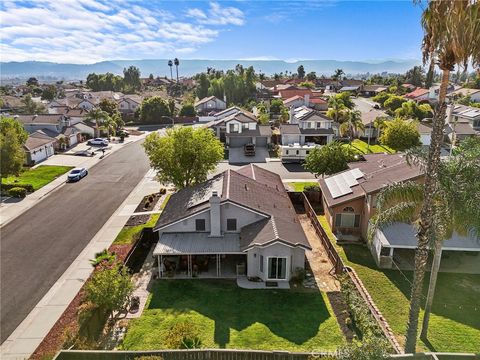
[[0, 0, 424, 64]]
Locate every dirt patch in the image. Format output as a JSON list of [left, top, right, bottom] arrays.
[[327, 291, 355, 342], [134, 193, 161, 213], [299, 214, 340, 292], [125, 214, 150, 226]]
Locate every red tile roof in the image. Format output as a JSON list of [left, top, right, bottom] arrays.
[[405, 88, 429, 99]]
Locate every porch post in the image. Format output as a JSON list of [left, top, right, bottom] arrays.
[[389, 247, 394, 257], [158, 255, 162, 278], [188, 255, 192, 277]]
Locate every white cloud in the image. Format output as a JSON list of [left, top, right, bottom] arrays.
[[187, 2, 244, 26], [0, 0, 244, 63]]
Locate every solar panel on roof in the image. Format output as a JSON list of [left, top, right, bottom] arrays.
[[325, 169, 364, 199]]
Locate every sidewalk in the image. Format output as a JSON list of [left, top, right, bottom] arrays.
[[0, 168, 160, 359], [0, 134, 146, 227]]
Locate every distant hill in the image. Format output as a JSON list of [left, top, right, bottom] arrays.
[[0, 59, 420, 81]]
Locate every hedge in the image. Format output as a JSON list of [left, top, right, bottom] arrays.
[[1, 183, 35, 193], [8, 187, 28, 198]]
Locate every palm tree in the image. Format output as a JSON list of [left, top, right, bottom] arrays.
[[339, 109, 364, 143], [333, 68, 345, 81], [370, 145, 480, 346], [86, 108, 108, 138], [168, 60, 173, 80], [403, 1, 479, 352], [373, 116, 388, 139], [174, 58, 180, 82], [327, 97, 346, 123]]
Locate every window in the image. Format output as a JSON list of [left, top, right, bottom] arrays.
[[335, 212, 360, 228], [195, 219, 206, 231], [227, 218, 237, 231], [260, 255, 264, 272], [380, 247, 391, 256], [268, 257, 287, 280]]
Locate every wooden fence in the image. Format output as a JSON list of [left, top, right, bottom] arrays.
[[54, 349, 329, 360]]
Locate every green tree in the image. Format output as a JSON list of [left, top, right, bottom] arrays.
[[297, 65, 305, 79], [41, 85, 56, 101], [208, 78, 224, 99], [339, 110, 365, 142], [372, 92, 392, 107], [179, 103, 196, 117], [143, 126, 224, 188], [327, 338, 389, 360], [304, 141, 356, 178], [196, 73, 210, 99], [332, 68, 345, 81], [269, 99, 284, 114], [123, 66, 141, 92], [85, 263, 133, 320], [395, 100, 433, 120], [306, 71, 317, 81], [98, 98, 119, 116], [258, 112, 270, 125], [404, 1, 480, 351], [383, 95, 406, 113], [26, 77, 38, 86], [299, 81, 315, 89], [86, 108, 109, 137], [405, 66, 426, 87], [21, 94, 46, 114], [139, 96, 172, 124], [327, 97, 348, 122], [336, 92, 355, 109], [379, 118, 420, 152], [0, 117, 28, 177]]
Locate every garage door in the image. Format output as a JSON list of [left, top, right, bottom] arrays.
[[256, 137, 268, 147], [229, 136, 252, 147]]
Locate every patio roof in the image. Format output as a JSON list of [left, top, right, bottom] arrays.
[[376, 223, 480, 252], [153, 232, 242, 255]]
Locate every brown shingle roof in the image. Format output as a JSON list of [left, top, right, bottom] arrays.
[[23, 131, 55, 151]]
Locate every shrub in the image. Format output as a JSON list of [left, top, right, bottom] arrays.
[[8, 186, 27, 198], [148, 195, 154, 203], [2, 183, 34, 193], [164, 321, 202, 349], [160, 188, 167, 195], [304, 184, 320, 192], [90, 249, 116, 267], [290, 267, 306, 284], [144, 201, 150, 209]]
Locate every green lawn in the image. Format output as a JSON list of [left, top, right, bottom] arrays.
[[343, 139, 394, 155], [287, 182, 319, 192], [318, 215, 480, 353], [122, 280, 345, 351], [1, 165, 74, 191], [113, 213, 160, 245]]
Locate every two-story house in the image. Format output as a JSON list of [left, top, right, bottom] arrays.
[[445, 104, 480, 143], [279, 106, 334, 162], [153, 165, 311, 286], [194, 96, 227, 115], [224, 112, 272, 148], [117, 95, 142, 114]]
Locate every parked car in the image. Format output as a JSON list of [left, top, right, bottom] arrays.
[[87, 138, 109, 146], [67, 168, 88, 182]]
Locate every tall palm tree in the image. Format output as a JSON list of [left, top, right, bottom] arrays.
[[404, 1, 479, 352], [327, 97, 346, 123], [174, 58, 180, 82], [339, 109, 364, 143], [168, 60, 173, 80], [86, 108, 108, 138], [370, 145, 480, 345]]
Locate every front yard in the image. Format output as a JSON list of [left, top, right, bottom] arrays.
[[121, 280, 345, 351], [318, 215, 480, 353], [1, 165, 74, 191], [343, 139, 394, 155]]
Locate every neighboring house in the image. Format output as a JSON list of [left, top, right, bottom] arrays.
[[224, 112, 272, 148], [152, 165, 311, 284], [360, 109, 389, 140], [118, 95, 142, 114], [23, 131, 55, 165], [194, 96, 227, 114], [279, 90, 328, 111], [76, 91, 124, 110], [360, 85, 388, 97], [279, 106, 334, 162], [0, 95, 24, 112], [445, 104, 480, 143], [283, 95, 305, 109], [207, 107, 259, 143], [428, 84, 456, 102], [404, 88, 430, 102], [447, 88, 480, 103], [417, 122, 433, 146], [401, 83, 417, 92], [319, 153, 423, 241], [338, 85, 361, 94]]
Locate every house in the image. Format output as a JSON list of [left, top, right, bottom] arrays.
[[417, 122, 434, 146], [401, 83, 417, 92], [76, 91, 124, 110], [338, 85, 361, 94], [207, 107, 260, 143], [279, 106, 335, 162], [223, 112, 271, 148], [152, 165, 311, 284], [428, 84, 456, 102], [118, 95, 142, 114], [360, 109, 389, 140], [404, 88, 430, 102], [194, 96, 227, 114], [447, 88, 480, 103], [360, 85, 388, 97], [283, 95, 305, 109], [23, 131, 56, 165], [445, 104, 480, 143], [319, 153, 423, 241]]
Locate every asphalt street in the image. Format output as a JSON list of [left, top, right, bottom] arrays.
[[0, 140, 150, 343]]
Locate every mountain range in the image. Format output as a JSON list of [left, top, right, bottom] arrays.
[[0, 59, 420, 81]]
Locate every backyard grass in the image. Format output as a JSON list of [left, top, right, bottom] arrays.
[[318, 215, 480, 353], [1, 165, 74, 191], [122, 280, 345, 351], [113, 213, 160, 245], [288, 182, 319, 192], [343, 139, 394, 155]]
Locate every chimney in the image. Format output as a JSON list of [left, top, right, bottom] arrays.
[[304, 93, 310, 106], [209, 191, 221, 237], [289, 106, 294, 123]]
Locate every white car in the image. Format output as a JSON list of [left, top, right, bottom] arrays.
[[87, 138, 109, 146], [67, 167, 88, 182]]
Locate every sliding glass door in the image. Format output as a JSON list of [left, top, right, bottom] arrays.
[[268, 257, 287, 280]]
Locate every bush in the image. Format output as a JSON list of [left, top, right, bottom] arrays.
[[90, 249, 116, 267], [164, 321, 202, 349], [144, 201, 150, 209], [2, 183, 34, 193], [148, 195, 154, 203], [8, 186, 27, 198], [290, 267, 306, 284], [304, 184, 320, 192], [160, 188, 167, 195]]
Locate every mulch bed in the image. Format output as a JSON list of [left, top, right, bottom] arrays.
[[326, 291, 355, 342], [134, 193, 161, 213], [125, 214, 150, 227]]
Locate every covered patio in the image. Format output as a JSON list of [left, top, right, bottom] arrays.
[[153, 232, 247, 278]]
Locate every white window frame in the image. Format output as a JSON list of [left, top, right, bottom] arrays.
[[266, 256, 288, 280]]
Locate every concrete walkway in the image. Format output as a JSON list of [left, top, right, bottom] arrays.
[[0, 135, 146, 227], [0, 169, 160, 359]]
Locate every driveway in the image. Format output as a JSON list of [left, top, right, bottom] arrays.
[[228, 147, 268, 164], [0, 140, 150, 343]]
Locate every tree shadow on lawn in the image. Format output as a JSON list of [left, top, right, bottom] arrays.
[[147, 279, 331, 348], [341, 245, 480, 332]]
